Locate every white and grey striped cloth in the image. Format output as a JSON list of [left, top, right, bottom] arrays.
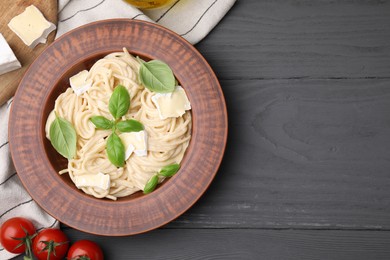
[[57, 0, 236, 44], [1, 0, 235, 259]]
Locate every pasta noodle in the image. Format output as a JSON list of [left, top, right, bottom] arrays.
[[49, 48, 191, 200]]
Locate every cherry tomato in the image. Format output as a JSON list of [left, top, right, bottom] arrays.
[[0, 217, 36, 254], [67, 240, 104, 260], [32, 228, 69, 260]]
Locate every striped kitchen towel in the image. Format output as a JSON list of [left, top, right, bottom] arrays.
[[57, 0, 236, 44], [1, 0, 235, 259]]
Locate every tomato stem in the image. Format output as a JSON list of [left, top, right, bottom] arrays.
[[71, 256, 91, 260], [12, 225, 36, 259], [40, 240, 69, 260]]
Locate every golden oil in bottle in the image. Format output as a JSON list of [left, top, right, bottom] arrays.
[[123, 0, 175, 9]]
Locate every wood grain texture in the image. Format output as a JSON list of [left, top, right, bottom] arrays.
[[9, 20, 227, 235], [16, 228, 390, 260], [163, 78, 390, 230], [8, 1, 390, 259], [0, 0, 57, 106], [196, 0, 390, 80]]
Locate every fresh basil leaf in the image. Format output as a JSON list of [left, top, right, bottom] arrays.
[[50, 116, 77, 159], [106, 132, 125, 167], [159, 163, 180, 177], [139, 60, 175, 93], [116, 119, 144, 133], [143, 174, 159, 194], [90, 116, 113, 130], [109, 85, 130, 119]]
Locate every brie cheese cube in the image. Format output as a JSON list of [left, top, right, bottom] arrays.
[[69, 70, 92, 96], [151, 86, 191, 120], [45, 110, 56, 140], [8, 5, 56, 48], [119, 130, 148, 159], [0, 33, 21, 76], [74, 172, 110, 190]]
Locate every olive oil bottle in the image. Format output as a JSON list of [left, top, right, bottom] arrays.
[[123, 0, 175, 9]]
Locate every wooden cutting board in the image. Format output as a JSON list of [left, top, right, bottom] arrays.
[[0, 0, 57, 106]]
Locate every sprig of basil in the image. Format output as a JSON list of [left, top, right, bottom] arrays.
[[90, 116, 113, 130], [139, 60, 175, 93], [50, 116, 77, 159], [143, 175, 159, 194], [159, 163, 180, 177], [106, 132, 125, 167], [143, 163, 181, 194], [88, 86, 147, 167], [116, 119, 144, 132], [109, 85, 130, 119]]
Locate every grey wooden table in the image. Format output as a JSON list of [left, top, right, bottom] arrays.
[[17, 0, 390, 259]]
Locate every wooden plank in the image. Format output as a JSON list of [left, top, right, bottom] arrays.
[[196, 0, 390, 79], [15, 229, 390, 260], [160, 79, 390, 229], [0, 0, 58, 106]]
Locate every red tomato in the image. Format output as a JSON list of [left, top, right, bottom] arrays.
[[0, 217, 36, 254], [67, 240, 104, 260], [32, 228, 69, 260]]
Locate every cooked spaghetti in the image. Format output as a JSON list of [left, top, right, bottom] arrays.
[[46, 48, 191, 200]]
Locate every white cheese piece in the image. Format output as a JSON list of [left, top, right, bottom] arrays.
[[151, 86, 191, 120], [119, 130, 148, 159], [45, 110, 56, 140], [74, 172, 110, 190], [69, 70, 92, 96], [8, 5, 56, 48], [0, 33, 21, 76]]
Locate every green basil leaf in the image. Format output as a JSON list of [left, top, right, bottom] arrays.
[[90, 116, 113, 130], [109, 85, 130, 119], [139, 60, 175, 93], [50, 116, 77, 159], [159, 163, 180, 177], [143, 174, 159, 194], [116, 119, 144, 133], [106, 132, 125, 167]]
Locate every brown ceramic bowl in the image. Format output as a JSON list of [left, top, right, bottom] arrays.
[[9, 19, 227, 236]]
